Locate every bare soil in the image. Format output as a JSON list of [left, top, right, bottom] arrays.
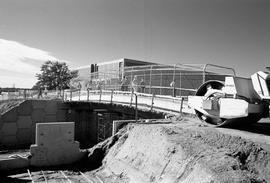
[[87, 117, 270, 183], [1, 116, 270, 183]]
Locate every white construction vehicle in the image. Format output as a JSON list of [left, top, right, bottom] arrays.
[[188, 70, 270, 126]]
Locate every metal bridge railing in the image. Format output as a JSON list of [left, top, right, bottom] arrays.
[[63, 89, 193, 115], [0, 89, 64, 102]]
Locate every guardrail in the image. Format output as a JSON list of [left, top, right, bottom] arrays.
[[0, 90, 63, 102], [0, 88, 194, 115], [64, 89, 194, 115]]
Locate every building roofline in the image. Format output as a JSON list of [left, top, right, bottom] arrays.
[[97, 58, 125, 66], [73, 65, 91, 70]]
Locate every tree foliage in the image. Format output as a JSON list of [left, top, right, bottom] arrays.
[[33, 61, 78, 90]]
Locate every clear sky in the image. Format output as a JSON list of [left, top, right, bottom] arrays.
[[0, 0, 269, 88]]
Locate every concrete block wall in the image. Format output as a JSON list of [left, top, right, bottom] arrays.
[[0, 100, 68, 149], [0, 100, 166, 149]]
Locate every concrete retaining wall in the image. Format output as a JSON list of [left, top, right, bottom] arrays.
[[0, 100, 165, 149], [0, 100, 68, 149]]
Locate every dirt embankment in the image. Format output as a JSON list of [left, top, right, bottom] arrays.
[[85, 118, 270, 183], [0, 100, 23, 114]]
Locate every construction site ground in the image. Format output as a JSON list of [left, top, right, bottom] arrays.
[[1, 116, 270, 183]]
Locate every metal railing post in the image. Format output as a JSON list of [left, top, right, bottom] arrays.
[[179, 71, 181, 96], [78, 89, 81, 101], [87, 89, 90, 101], [130, 91, 133, 106], [24, 89, 26, 100], [70, 90, 72, 101], [160, 72, 162, 95], [135, 94, 138, 121], [180, 97, 184, 114], [131, 67, 134, 82], [149, 65, 153, 94], [173, 64, 176, 82], [110, 89, 114, 103], [150, 93, 155, 111], [173, 64, 176, 97], [202, 64, 206, 84], [99, 89, 102, 102]]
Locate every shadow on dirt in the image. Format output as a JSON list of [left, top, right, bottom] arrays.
[[231, 120, 270, 136]]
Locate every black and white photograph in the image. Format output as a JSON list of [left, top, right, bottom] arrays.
[[0, 0, 269, 182]]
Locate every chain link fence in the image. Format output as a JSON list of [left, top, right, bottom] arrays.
[[86, 63, 235, 97]]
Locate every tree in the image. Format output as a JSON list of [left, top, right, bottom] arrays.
[[33, 61, 78, 90]]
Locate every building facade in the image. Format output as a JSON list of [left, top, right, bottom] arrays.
[[74, 58, 235, 96]]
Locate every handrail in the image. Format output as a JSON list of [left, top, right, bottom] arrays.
[[203, 63, 236, 76], [64, 89, 193, 115], [202, 63, 236, 83]]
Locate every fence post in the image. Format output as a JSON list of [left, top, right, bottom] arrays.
[[173, 64, 176, 82], [130, 91, 133, 106], [24, 89, 26, 100], [87, 89, 90, 101], [150, 93, 155, 111], [179, 71, 181, 96], [131, 67, 134, 82], [70, 90, 72, 101], [180, 97, 184, 114], [135, 94, 138, 121], [78, 89, 81, 101], [173, 64, 176, 97], [160, 72, 162, 95], [110, 89, 114, 103], [99, 89, 102, 102], [202, 64, 207, 84], [149, 65, 153, 94]]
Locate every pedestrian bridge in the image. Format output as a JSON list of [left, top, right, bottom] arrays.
[[0, 88, 194, 115], [64, 89, 194, 115]]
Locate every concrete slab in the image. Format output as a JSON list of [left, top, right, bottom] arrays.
[[0, 116, 3, 130], [2, 108, 18, 123], [31, 108, 45, 123], [0, 131, 3, 144], [32, 100, 46, 109], [44, 114, 57, 122], [1, 123, 17, 136], [30, 122, 38, 143], [30, 122, 85, 167], [0, 157, 29, 171], [1, 135, 17, 145], [44, 101, 57, 115], [16, 128, 32, 144], [18, 101, 32, 115], [56, 110, 67, 121], [35, 122, 74, 146], [17, 116, 32, 129]]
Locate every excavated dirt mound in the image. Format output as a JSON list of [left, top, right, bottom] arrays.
[[86, 118, 270, 183]]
